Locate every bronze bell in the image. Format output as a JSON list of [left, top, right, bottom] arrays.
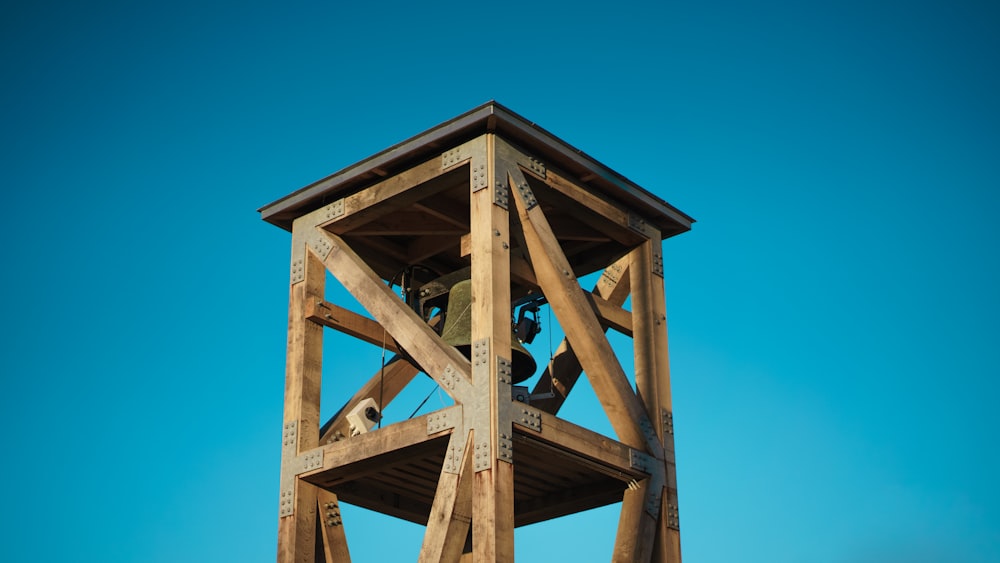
[[439, 279, 537, 384]]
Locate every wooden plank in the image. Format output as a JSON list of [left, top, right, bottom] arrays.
[[318, 357, 420, 444], [419, 430, 474, 563], [277, 242, 325, 563], [306, 299, 401, 354], [470, 134, 515, 562], [509, 163, 656, 453], [318, 231, 473, 403], [530, 256, 630, 414], [317, 490, 351, 563]]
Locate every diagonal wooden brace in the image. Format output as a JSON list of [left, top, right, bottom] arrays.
[[508, 163, 662, 457], [316, 229, 474, 403]]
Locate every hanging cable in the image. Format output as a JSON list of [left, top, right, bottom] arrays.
[[408, 384, 439, 419]]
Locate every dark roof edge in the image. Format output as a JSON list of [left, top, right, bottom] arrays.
[[259, 101, 695, 235]]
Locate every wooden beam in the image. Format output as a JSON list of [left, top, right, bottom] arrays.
[[414, 200, 471, 231], [318, 230, 473, 403], [321, 157, 468, 234], [306, 299, 402, 355], [614, 481, 657, 563], [305, 412, 454, 482], [495, 138, 645, 247], [631, 232, 682, 563], [277, 238, 325, 563], [419, 430, 474, 563], [470, 134, 515, 562], [509, 164, 658, 454], [587, 291, 633, 336], [408, 234, 460, 264], [513, 408, 644, 479], [317, 489, 351, 563], [530, 256, 631, 414]]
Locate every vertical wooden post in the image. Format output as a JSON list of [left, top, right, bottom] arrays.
[[631, 231, 681, 563], [277, 227, 325, 563], [470, 134, 515, 562]]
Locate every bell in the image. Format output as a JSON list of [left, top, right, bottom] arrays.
[[440, 279, 537, 384]]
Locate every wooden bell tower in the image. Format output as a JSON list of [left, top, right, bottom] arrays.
[[259, 102, 694, 562]]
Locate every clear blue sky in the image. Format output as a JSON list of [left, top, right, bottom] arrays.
[[2, 1, 998, 561]]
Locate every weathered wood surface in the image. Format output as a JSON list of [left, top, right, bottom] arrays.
[[277, 241, 325, 563]]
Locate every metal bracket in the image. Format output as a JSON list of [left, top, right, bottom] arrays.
[[497, 355, 513, 464], [514, 404, 542, 432], [652, 252, 664, 277], [440, 364, 460, 392], [661, 409, 674, 436], [498, 430, 513, 464], [472, 339, 489, 368], [290, 257, 305, 284], [278, 421, 326, 517], [493, 180, 509, 209], [629, 448, 653, 474], [471, 339, 492, 472], [666, 502, 680, 530], [321, 199, 345, 222], [282, 420, 298, 449], [628, 211, 655, 238], [427, 406, 462, 435], [497, 357, 512, 386], [600, 261, 624, 286], [471, 161, 488, 192], [279, 421, 298, 517], [300, 449, 324, 472], [639, 416, 659, 445], [647, 482, 664, 518], [306, 231, 332, 260], [442, 429, 466, 474], [525, 156, 546, 178], [442, 147, 469, 169], [514, 180, 538, 210], [629, 448, 665, 517], [473, 438, 491, 472], [279, 487, 295, 517], [280, 449, 326, 510]]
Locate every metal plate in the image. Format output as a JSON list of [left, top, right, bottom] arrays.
[[514, 405, 542, 432]]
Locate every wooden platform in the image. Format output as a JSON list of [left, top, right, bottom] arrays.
[[302, 408, 648, 528]]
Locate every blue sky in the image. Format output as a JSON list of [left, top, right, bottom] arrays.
[[2, 1, 998, 561]]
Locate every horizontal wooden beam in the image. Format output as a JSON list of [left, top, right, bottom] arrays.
[[321, 157, 469, 234], [513, 407, 646, 480], [306, 299, 401, 354], [304, 410, 456, 485]]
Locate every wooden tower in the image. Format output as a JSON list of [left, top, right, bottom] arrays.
[[259, 102, 694, 562]]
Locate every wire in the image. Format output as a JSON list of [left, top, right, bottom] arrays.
[[408, 384, 439, 419]]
